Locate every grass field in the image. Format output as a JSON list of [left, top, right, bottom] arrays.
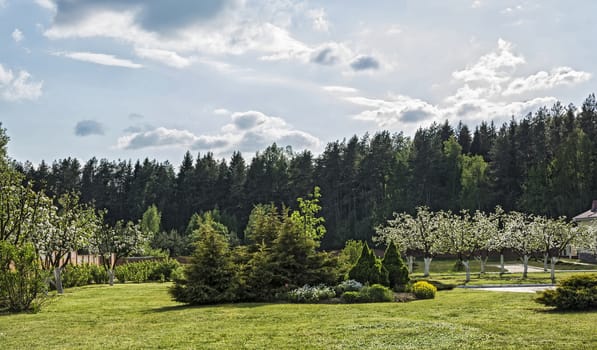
[[1, 283, 596, 349]]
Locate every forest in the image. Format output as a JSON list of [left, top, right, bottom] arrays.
[[12, 94, 597, 249]]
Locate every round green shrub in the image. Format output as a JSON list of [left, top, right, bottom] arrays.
[[341, 291, 361, 303], [361, 284, 393, 302], [412, 281, 437, 299]]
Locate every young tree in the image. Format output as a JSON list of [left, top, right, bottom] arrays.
[[90, 220, 146, 286], [412, 207, 443, 277], [32, 193, 98, 294], [487, 207, 509, 274], [375, 212, 419, 273], [348, 242, 389, 286], [503, 211, 539, 279], [170, 216, 237, 304], [290, 186, 326, 241], [439, 210, 478, 283], [382, 241, 409, 288], [141, 204, 161, 237]]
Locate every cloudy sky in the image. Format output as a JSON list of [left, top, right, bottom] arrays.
[[1, 0, 595, 164]]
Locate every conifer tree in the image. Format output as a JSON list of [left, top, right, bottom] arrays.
[[381, 241, 409, 288]]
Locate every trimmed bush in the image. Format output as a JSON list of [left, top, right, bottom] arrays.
[[412, 281, 437, 299], [536, 274, 597, 310], [287, 285, 336, 303]]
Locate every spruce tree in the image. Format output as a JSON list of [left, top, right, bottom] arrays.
[[170, 219, 237, 304], [348, 243, 389, 286], [382, 241, 409, 288]]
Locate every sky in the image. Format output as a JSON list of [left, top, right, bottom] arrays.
[[0, 0, 595, 165]]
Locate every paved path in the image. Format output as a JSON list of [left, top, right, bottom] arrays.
[[500, 264, 545, 273], [473, 285, 555, 293]]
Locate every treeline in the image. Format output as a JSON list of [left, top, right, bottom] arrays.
[[14, 94, 597, 249]]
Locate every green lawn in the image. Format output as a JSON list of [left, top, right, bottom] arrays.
[[1, 283, 596, 349]]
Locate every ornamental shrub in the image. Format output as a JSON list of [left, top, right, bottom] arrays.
[[0, 242, 49, 313], [335, 279, 363, 296], [341, 291, 361, 303], [340, 284, 393, 303], [412, 281, 437, 299], [287, 284, 336, 303], [61, 264, 93, 288], [536, 274, 597, 310], [348, 243, 389, 286], [381, 241, 409, 289]]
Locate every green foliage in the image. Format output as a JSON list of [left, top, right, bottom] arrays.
[[0, 242, 48, 313], [536, 274, 597, 310], [348, 243, 389, 286], [141, 205, 161, 236], [382, 241, 409, 288], [151, 230, 191, 257], [341, 284, 393, 303], [244, 204, 281, 247], [60, 264, 109, 288], [334, 279, 363, 296], [412, 281, 437, 299], [286, 284, 336, 303], [338, 240, 364, 278], [290, 186, 326, 241], [115, 259, 181, 284], [170, 219, 237, 304]]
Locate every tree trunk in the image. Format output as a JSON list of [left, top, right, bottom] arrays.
[[522, 255, 529, 279], [479, 256, 488, 274], [54, 267, 64, 294], [407, 256, 414, 274], [423, 257, 432, 277], [463, 260, 470, 283], [550, 256, 558, 284], [108, 269, 115, 286], [500, 254, 505, 275], [543, 253, 548, 272]]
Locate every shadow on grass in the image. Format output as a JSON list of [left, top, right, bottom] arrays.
[[147, 302, 271, 313], [533, 307, 597, 315]]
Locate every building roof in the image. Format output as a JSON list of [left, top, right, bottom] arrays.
[[573, 209, 597, 222]]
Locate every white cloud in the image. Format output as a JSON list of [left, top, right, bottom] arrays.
[[41, 3, 371, 71], [213, 108, 231, 115], [116, 110, 320, 154], [471, 1, 482, 9], [134, 48, 192, 68], [503, 67, 591, 96], [54, 51, 143, 69], [11, 28, 23, 43], [322, 85, 358, 94], [452, 39, 525, 86], [35, 0, 56, 11], [117, 127, 197, 150], [307, 8, 330, 32], [0, 63, 43, 102], [333, 39, 590, 133]]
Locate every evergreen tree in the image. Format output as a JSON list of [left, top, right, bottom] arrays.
[[348, 243, 389, 286], [170, 218, 237, 304], [381, 241, 409, 288]]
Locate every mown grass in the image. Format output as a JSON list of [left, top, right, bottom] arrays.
[[1, 283, 596, 349]]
